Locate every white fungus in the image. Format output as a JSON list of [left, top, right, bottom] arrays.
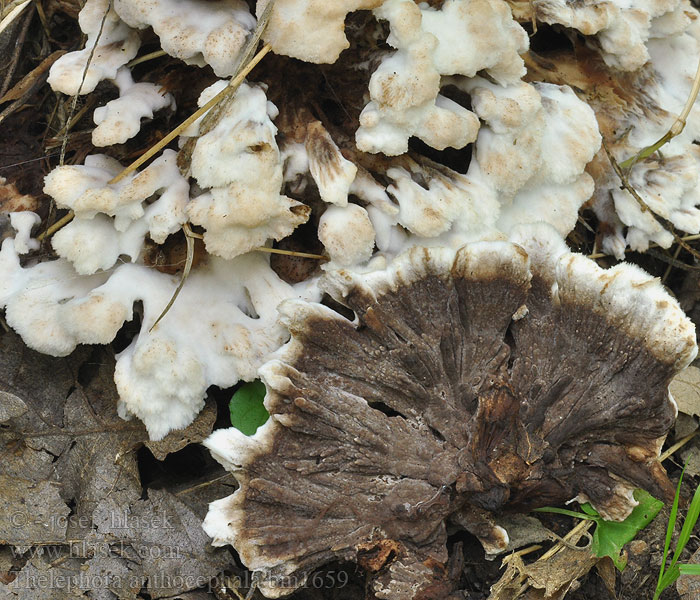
[[186, 82, 310, 259], [113, 0, 256, 77], [47, 0, 140, 95], [92, 67, 175, 147], [318, 204, 375, 267]]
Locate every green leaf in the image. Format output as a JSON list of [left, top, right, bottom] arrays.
[[229, 380, 269, 436], [580, 503, 600, 517], [592, 489, 663, 571]]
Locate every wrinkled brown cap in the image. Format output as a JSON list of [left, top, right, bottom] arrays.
[[204, 225, 696, 599]]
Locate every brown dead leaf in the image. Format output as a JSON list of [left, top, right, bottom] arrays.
[[5, 552, 90, 600], [497, 514, 551, 552], [145, 400, 217, 461], [680, 445, 700, 478], [0, 475, 69, 545], [670, 366, 700, 417], [519, 547, 598, 598], [595, 556, 617, 599], [93, 489, 230, 598], [489, 554, 527, 600], [0, 177, 38, 213], [675, 412, 699, 441], [489, 538, 599, 600], [0, 391, 26, 421], [0, 332, 230, 599]]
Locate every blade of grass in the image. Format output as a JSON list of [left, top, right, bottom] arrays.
[[149, 223, 195, 332], [620, 54, 700, 170], [658, 563, 681, 593], [659, 465, 686, 583], [533, 506, 597, 520], [679, 565, 700, 575], [671, 480, 700, 565]]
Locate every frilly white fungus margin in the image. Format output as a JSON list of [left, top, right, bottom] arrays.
[[0, 231, 319, 440]]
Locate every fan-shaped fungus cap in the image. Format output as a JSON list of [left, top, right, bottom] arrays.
[[203, 225, 696, 598]]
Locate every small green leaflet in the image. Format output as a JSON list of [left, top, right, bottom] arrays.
[[589, 490, 663, 570], [534, 489, 663, 571], [229, 380, 269, 435]]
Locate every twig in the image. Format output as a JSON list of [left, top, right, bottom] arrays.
[[662, 243, 683, 283], [255, 246, 327, 260], [59, 0, 111, 166], [108, 43, 272, 185], [175, 473, 234, 496], [140, 3, 278, 326], [183, 233, 326, 260], [36, 211, 74, 241], [660, 431, 698, 463], [588, 234, 700, 260], [620, 55, 700, 170], [52, 95, 95, 136], [602, 139, 700, 263], [177, 0, 277, 164], [149, 223, 196, 332], [125, 49, 167, 68], [0, 0, 33, 99]]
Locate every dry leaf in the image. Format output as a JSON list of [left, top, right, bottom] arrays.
[[0, 333, 230, 599], [145, 400, 217, 461], [496, 515, 551, 552], [0, 51, 65, 105], [522, 548, 598, 598], [489, 537, 599, 600], [674, 412, 699, 441], [680, 445, 700, 478], [595, 556, 617, 599], [670, 366, 700, 417]]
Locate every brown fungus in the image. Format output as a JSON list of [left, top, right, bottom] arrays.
[[203, 224, 697, 599]]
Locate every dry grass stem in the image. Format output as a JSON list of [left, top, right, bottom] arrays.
[[620, 56, 700, 170], [149, 222, 196, 332], [108, 43, 272, 185]]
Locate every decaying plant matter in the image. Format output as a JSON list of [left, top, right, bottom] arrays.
[[204, 225, 697, 599]]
